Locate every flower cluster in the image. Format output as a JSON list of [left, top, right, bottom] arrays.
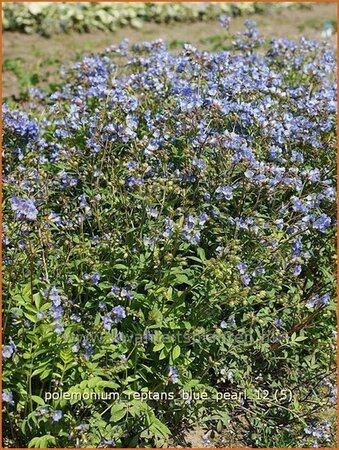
[[10, 196, 38, 220]]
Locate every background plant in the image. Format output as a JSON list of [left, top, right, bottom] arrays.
[[3, 1, 301, 36]]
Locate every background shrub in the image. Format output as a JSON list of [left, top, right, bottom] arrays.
[[2, 21, 337, 448], [3, 2, 299, 36]]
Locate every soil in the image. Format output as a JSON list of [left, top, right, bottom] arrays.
[[2, 2, 337, 100]]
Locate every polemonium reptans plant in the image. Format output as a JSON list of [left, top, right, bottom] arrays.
[[2, 21, 337, 448]]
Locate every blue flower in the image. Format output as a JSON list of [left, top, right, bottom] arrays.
[[143, 330, 154, 341], [228, 315, 236, 325], [164, 217, 175, 238], [182, 213, 207, 245], [111, 285, 120, 295], [2, 343, 16, 359], [103, 314, 113, 331], [120, 288, 128, 298], [92, 272, 101, 285], [144, 236, 157, 248], [201, 434, 211, 447], [102, 439, 115, 446], [242, 274, 251, 286], [306, 293, 330, 309], [50, 304, 63, 321], [36, 406, 49, 416], [216, 185, 233, 200], [48, 211, 61, 225], [126, 291, 134, 300], [274, 318, 283, 328], [199, 212, 208, 225], [244, 169, 254, 179], [54, 323, 64, 335], [168, 366, 179, 383], [78, 193, 88, 207], [237, 262, 247, 275], [219, 15, 231, 29], [10, 196, 38, 220], [70, 314, 81, 323], [112, 305, 126, 320], [125, 176, 145, 189], [72, 342, 80, 353], [2, 391, 14, 404], [146, 206, 159, 218], [313, 214, 331, 233], [292, 236, 302, 256], [203, 192, 211, 202], [114, 331, 124, 343], [183, 230, 201, 245], [52, 410, 63, 422], [319, 293, 330, 305], [294, 265, 302, 276], [49, 286, 61, 306], [192, 158, 206, 170], [81, 339, 94, 360], [323, 186, 335, 200], [3, 106, 39, 142]]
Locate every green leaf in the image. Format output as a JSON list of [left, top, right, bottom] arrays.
[[159, 348, 168, 360], [149, 416, 171, 438], [172, 345, 181, 361], [33, 293, 42, 309], [295, 336, 308, 342], [28, 435, 56, 448], [88, 376, 102, 388], [23, 312, 38, 323], [153, 342, 165, 352], [110, 402, 127, 422], [113, 264, 128, 270], [175, 274, 190, 285], [197, 247, 206, 262], [97, 381, 119, 389], [31, 395, 45, 406]]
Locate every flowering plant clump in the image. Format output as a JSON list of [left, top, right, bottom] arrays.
[[2, 21, 337, 448]]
